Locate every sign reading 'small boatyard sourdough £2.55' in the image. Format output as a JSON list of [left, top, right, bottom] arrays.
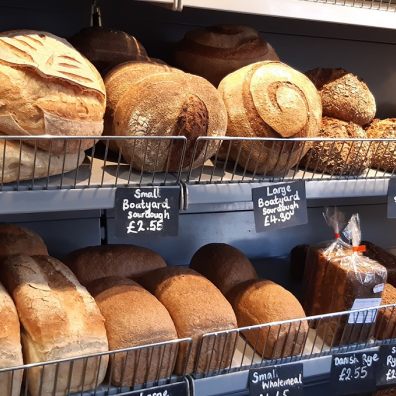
[[252, 181, 308, 232]]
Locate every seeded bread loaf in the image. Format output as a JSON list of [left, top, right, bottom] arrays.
[[375, 283, 396, 341], [139, 267, 237, 374], [64, 244, 166, 286], [1, 255, 109, 396], [87, 277, 178, 387], [190, 243, 258, 295]]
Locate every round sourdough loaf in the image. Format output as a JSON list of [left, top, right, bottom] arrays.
[[113, 71, 227, 172], [174, 25, 279, 86], [218, 61, 322, 175], [70, 27, 148, 75], [227, 279, 308, 359], [366, 118, 396, 172], [301, 117, 370, 175], [0, 30, 106, 153], [306, 68, 376, 126]]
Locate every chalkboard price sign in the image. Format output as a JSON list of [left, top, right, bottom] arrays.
[[248, 363, 304, 396], [252, 181, 308, 232], [377, 344, 396, 387], [125, 381, 188, 396], [114, 187, 180, 237], [331, 351, 379, 395]]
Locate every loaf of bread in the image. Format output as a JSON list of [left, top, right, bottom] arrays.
[[173, 25, 279, 86], [1, 255, 109, 396], [0, 283, 23, 396], [114, 71, 227, 172], [70, 27, 148, 75], [218, 61, 322, 175], [306, 68, 376, 126], [190, 243, 258, 295], [0, 139, 85, 184], [87, 276, 178, 387], [227, 280, 308, 359], [0, 224, 48, 258], [0, 30, 105, 153], [366, 119, 396, 172], [65, 244, 166, 286], [139, 267, 237, 374], [375, 283, 396, 341], [301, 117, 370, 175]]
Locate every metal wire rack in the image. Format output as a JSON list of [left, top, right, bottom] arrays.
[[194, 304, 396, 379], [0, 337, 192, 396], [301, 0, 396, 11]]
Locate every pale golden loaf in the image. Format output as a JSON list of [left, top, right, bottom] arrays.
[[218, 61, 322, 175], [1, 255, 109, 396], [174, 24, 279, 86], [64, 244, 166, 286], [227, 280, 308, 359], [301, 117, 370, 175], [139, 267, 237, 375], [306, 68, 376, 126], [87, 276, 178, 387], [114, 71, 227, 172], [0, 282, 23, 396], [0, 30, 106, 153], [190, 243, 258, 295]]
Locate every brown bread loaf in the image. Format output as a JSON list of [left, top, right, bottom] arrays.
[[114, 71, 227, 172], [173, 24, 279, 86], [366, 119, 396, 172], [0, 224, 48, 258], [190, 243, 258, 295], [375, 283, 396, 340], [227, 279, 308, 359], [1, 255, 109, 396], [70, 27, 148, 75], [0, 30, 105, 153], [64, 244, 166, 286], [139, 267, 237, 374], [0, 282, 23, 396], [87, 277, 178, 387], [301, 117, 370, 175], [218, 61, 322, 175], [306, 68, 376, 126]]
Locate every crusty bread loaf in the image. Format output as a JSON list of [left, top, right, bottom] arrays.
[[1, 255, 109, 396], [366, 118, 396, 172], [0, 282, 23, 396], [87, 276, 178, 387], [306, 68, 376, 126], [0, 139, 85, 184], [65, 244, 166, 286], [301, 117, 370, 175], [0, 224, 48, 257], [174, 24, 279, 86], [190, 243, 258, 295], [139, 267, 237, 374], [227, 279, 308, 359], [0, 30, 105, 153], [375, 283, 396, 341], [218, 61, 322, 175], [70, 27, 148, 75], [114, 71, 227, 172]]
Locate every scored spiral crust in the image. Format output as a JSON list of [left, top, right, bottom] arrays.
[[301, 117, 370, 176], [218, 61, 322, 175]]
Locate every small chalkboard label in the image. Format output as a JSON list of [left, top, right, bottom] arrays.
[[387, 178, 396, 218], [331, 351, 379, 395], [125, 381, 188, 396], [252, 181, 308, 232], [114, 187, 179, 237], [248, 363, 304, 396], [377, 344, 396, 387]]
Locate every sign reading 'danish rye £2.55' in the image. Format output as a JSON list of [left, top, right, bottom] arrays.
[[114, 187, 179, 238], [252, 181, 308, 232]]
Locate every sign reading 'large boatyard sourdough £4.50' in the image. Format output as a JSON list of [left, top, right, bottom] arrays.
[[252, 181, 308, 232]]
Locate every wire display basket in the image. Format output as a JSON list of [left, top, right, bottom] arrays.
[[300, 0, 396, 11]]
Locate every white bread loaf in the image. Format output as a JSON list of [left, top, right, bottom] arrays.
[[1, 255, 109, 396], [0, 30, 106, 153], [0, 283, 23, 396]]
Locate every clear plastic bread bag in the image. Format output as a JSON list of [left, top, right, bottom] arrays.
[[302, 207, 350, 316]]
